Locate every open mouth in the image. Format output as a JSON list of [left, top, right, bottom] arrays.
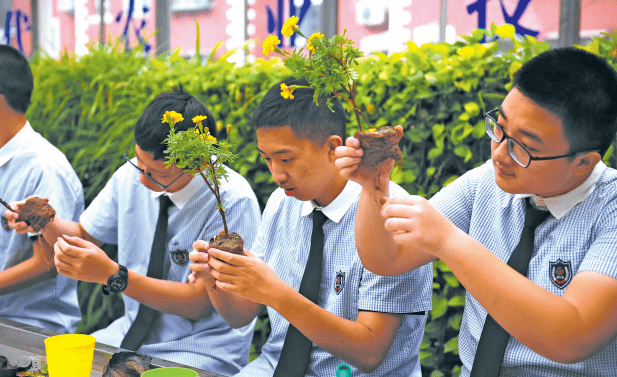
[[283, 187, 297, 196]]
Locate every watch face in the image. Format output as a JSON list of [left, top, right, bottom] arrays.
[[110, 278, 127, 292]]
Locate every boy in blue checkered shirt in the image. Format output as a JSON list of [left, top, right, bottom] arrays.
[[336, 47, 617, 376], [189, 78, 432, 376], [5, 89, 261, 375]]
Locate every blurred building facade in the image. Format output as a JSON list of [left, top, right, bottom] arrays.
[[2, 0, 616, 61]]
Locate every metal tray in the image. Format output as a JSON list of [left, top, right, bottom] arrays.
[[0, 318, 226, 377]]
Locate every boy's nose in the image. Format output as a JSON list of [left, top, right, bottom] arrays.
[[270, 163, 287, 184]]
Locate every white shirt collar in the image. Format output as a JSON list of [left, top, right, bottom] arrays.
[[151, 172, 203, 210], [300, 181, 360, 223], [514, 161, 607, 219], [0, 121, 34, 168]]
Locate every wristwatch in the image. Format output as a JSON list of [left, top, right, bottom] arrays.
[[103, 264, 128, 295]]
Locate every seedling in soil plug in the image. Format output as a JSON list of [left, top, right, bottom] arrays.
[[263, 17, 402, 168], [162, 111, 244, 256]]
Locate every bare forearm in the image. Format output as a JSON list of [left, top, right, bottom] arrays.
[[207, 274, 263, 328], [121, 271, 213, 321], [0, 239, 56, 295], [356, 188, 434, 276], [270, 284, 399, 373], [441, 231, 617, 363], [41, 217, 88, 246]]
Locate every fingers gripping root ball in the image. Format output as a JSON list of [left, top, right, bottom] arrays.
[[16, 197, 56, 232]]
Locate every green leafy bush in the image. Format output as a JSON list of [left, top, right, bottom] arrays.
[[26, 26, 617, 376]]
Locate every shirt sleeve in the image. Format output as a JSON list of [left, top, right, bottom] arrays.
[[27, 151, 84, 226], [358, 261, 433, 314], [251, 189, 287, 261], [578, 196, 617, 279], [428, 161, 490, 234], [80, 165, 123, 244], [218, 185, 262, 252]]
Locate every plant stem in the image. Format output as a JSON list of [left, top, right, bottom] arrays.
[[0, 198, 17, 213], [198, 167, 229, 235]]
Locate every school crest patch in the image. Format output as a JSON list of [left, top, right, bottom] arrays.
[[171, 250, 189, 265], [549, 259, 572, 289], [334, 270, 345, 295]]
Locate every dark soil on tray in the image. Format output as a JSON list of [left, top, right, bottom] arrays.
[[210, 232, 244, 255], [103, 352, 155, 377], [354, 126, 402, 168], [16, 198, 55, 233], [0, 355, 33, 377]]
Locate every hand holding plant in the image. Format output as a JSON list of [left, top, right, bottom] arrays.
[[163, 111, 244, 255]]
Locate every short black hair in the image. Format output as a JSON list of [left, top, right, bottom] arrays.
[[0, 45, 33, 114], [513, 47, 617, 156], [250, 77, 347, 146], [134, 87, 216, 161]]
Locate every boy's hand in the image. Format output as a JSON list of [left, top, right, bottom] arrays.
[[3, 196, 48, 234], [187, 240, 214, 284], [381, 195, 463, 259], [206, 247, 285, 307], [335, 125, 403, 190], [54, 235, 117, 284]]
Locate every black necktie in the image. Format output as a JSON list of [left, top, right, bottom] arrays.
[[121, 195, 173, 351], [273, 210, 327, 377], [470, 198, 550, 377]]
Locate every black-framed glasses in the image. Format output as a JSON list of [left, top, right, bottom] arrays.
[[485, 109, 589, 168], [123, 142, 185, 190]]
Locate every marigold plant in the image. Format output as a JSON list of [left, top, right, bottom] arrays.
[[163, 111, 236, 234], [262, 17, 369, 131]]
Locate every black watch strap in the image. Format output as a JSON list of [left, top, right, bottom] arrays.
[[103, 264, 128, 295]]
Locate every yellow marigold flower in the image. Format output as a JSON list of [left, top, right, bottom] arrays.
[[282, 16, 299, 38], [161, 110, 184, 124], [368, 128, 377, 132], [226, 124, 233, 134], [280, 83, 295, 100], [192, 115, 207, 123], [207, 135, 217, 143], [306, 32, 324, 53], [263, 35, 281, 56]]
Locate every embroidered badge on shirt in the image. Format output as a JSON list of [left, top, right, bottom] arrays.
[[335, 270, 345, 295], [171, 250, 189, 265], [549, 259, 572, 289]]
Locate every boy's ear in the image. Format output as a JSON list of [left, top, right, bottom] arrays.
[[326, 135, 343, 151], [573, 151, 602, 175]]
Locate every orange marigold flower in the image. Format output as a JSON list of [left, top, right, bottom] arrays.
[[282, 16, 299, 38], [192, 115, 207, 123], [306, 32, 324, 53], [161, 111, 184, 125], [280, 83, 295, 100], [263, 35, 281, 56]]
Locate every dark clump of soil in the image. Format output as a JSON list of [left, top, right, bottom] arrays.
[[102, 352, 154, 377], [0, 355, 33, 377], [210, 232, 244, 255], [354, 126, 402, 168], [16, 198, 55, 233]]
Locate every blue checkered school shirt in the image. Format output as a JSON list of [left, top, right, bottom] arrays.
[[236, 181, 433, 377], [0, 122, 83, 333], [81, 160, 261, 376], [430, 160, 617, 377]]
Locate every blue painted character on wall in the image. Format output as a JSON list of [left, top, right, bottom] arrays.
[[467, 0, 539, 42]]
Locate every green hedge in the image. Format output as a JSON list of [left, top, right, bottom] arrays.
[[25, 26, 617, 376]]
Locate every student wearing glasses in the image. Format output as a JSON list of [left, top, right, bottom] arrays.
[[335, 47, 617, 376], [5, 89, 261, 376]]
